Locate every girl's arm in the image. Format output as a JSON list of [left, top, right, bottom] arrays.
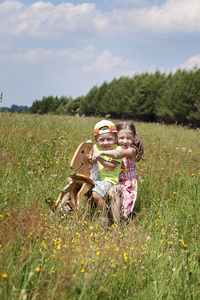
[[92, 147, 136, 161]]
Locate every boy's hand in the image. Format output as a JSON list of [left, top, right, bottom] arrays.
[[87, 151, 102, 162]]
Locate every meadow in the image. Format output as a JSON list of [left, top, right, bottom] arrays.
[[0, 113, 199, 299]]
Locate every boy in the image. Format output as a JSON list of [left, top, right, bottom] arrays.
[[53, 120, 121, 220], [89, 120, 122, 221]]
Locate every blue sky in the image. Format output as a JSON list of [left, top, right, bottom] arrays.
[[1, 0, 200, 108]]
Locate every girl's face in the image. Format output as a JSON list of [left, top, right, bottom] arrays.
[[117, 129, 134, 149], [95, 132, 117, 150]]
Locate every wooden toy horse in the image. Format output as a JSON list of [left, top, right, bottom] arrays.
[[46, 140, 97, 214]]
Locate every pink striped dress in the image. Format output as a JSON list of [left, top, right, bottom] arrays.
[[119, 156, 137, 219]]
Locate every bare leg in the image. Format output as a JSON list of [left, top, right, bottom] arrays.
[[108, 185, 121, 224], [87, 195, 95, 213], [92, 191, 108, 219]]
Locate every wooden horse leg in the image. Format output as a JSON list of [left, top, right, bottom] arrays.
[[76, 182, 94, 210], [47, 181, 77, 212]]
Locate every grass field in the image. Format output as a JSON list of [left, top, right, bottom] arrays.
[[0, 113, 199, 299]]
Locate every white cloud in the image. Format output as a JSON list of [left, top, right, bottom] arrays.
[[172, 55, 200, 72], [0, 45, 96, 66], [82, 50, 136, 74], [0, 1, 97, 39], [0, 0, 200, 41]]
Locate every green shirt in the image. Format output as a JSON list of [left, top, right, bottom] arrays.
[[94, 144, 122, 185]]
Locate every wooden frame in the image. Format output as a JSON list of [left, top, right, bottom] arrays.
[[46, 141, 94, 213]]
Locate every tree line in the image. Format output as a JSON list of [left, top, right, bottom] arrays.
[[1, 104, 29, 113], [2, 68, 200, 126]]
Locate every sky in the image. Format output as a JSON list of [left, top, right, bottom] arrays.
[[1, 0, 200, 108]]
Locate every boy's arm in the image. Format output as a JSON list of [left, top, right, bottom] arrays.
[[97, 157, 119, 170]]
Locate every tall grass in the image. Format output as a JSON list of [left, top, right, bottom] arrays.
[[0, 113, 199, 299]]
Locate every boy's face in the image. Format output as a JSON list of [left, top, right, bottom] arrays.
[[95, 132, 117, 151]]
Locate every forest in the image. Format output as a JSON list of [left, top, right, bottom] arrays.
[[3, 68, 200, 126]]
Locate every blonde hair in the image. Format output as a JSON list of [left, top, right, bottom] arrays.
[[116, 121, 144, 162]]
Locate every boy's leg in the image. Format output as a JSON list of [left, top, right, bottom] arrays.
[[92, 191, 109, 219], [108, 185, 121, 224]]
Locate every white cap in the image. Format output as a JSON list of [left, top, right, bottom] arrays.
[[94, 120, 117, 135]]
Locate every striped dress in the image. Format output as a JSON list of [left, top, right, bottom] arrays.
[[119, 156, 137, 219]]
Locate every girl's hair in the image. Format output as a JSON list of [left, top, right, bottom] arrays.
[[116, 121, 144, 162]]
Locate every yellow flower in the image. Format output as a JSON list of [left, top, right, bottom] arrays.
[[80, 269, 85, 273], [35, 267, 40, 272], [6, 212, 10, 217], [2, 273, 8, 279], [81, 261, 85, 266]]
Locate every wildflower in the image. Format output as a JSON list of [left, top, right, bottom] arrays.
[[6, 212, 10, 217], [0, 215, 3, 218], [183, 244, 188, 249], [96, 251, 100, 256], [81, 261, 85, 266], [80, 269, 85, 273], [35, 267, 40, 272], [2, 273, 8, 279]]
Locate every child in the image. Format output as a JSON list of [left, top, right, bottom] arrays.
[[57, 120, 122, 220], [91, 121, 144, 223], [89, 120, 122, 221]]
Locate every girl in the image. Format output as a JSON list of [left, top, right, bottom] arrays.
[[91, 121, 144, 223]]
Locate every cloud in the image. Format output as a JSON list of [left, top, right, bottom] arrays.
[[0, 0, 200, 42], [172, 55, 200, 72], [0, 0, 97, 39], [0, 45, 96, 67], [82, 50, 136, 76]]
